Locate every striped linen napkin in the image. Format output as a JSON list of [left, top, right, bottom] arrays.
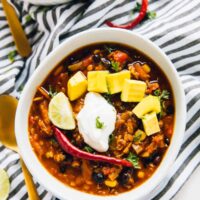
[[0, 0, 200, 199]]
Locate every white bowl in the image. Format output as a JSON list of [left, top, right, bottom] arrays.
[[15, 28, 186, 200]]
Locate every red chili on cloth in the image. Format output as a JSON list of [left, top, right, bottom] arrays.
[[0, 0, 199, 200]]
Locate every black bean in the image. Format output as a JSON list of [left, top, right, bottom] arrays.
[[143, 151, 159, 165], [164, 137, 170, 145], [92, 172, 105, 184], [101, 58, 111, 67], [118, 168, 133, 186], [166, 105, 174, 115], [59, 164, 67, 173], [93, 54, 101, 63], [153, 156, 161, 165]]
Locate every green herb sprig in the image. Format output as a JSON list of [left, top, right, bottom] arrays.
[[96, 116, 104, 129], [111, 61, 120, 72], [131, 2, 156, 20], [104, 45, 116, 53], [126, 152, 141, 169], [48, 85, 58, 98], [84, 145, 94, 153], [8, 51, 16, 63]]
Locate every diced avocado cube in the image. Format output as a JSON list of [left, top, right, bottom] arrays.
[[88, 71, 109, 93], [132, 95, 161, 118], [142, 112, 160, 136], [121, 79, 146, 102], [106, 70, 130, 94], [67, 71, 87, 101]]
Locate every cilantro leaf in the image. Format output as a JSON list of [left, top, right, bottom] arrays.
[[84, 145, 94, 153], [111, 61, 119, 72], [104, 45, 116, 53], [25, 15, 32, 22], [154, 89, 161, 96], [109, 133, 115, 144], [48, 85, 58, 98], [160, 90, 170, 100], [126, 152, 141, 169], [96, 116, 104, 129], [103, 93, 112, 104], [147, 11, 156, 19], [8, 51, 16, 63], [133, 2, 141, 12], [130, 2, 156, 21], [133, 132, 142, 142]]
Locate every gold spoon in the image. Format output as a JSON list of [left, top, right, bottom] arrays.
[[0, 95, 39, 200], [2, 0, 32, 57]]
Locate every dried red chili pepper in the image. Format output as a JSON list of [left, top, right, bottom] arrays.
[[105, 0, 148, 29], [53, 127, 133, 167]]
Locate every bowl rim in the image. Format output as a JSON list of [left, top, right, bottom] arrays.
[[15, 28, 186, 200]]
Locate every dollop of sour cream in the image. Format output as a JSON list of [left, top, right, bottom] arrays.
[[77, 92, 117, 152]]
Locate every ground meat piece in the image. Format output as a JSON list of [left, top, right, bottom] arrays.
[[73, 98, 84, 113], [39, 100, 50, 124], [38, 119, 52, 136], [142, 134, 165, 157]]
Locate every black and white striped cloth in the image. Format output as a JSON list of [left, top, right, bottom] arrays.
[[0, 0, 200, 199]]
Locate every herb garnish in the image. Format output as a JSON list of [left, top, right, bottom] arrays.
[[48, 85, 58, 98], [25, 15, 32, 22], [131, 2, 156, 20], [126, 152, 141, 169], [154, 89, 170, 117], [96, 116, 104, 129], [103, 93, 112, 104], [111, 61, 119, 72], [147, 11, 156, 19], [133, 132, 142, 142], [18, 85, 24, 92], [154, 89, 170, 101], [8, 51, 16, 63], [109, 133, 115, 144], [159, 90, 170, 101], [104, 45, 116, 53], [84, 145, 94, 153]]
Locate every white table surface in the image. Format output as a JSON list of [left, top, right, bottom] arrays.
[[173, 165, 200, 200]]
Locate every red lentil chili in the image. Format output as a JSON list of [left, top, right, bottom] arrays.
[[29, 43, 174, 195]]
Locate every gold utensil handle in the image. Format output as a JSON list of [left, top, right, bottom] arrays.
[[2, 0, 32, 57], [20, 158, 40, 200]]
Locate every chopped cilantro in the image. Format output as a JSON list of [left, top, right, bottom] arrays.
[[126, 152, 141, 169], [133, 132, 142, 142], [18, 85, 24, 92], [103, 93, 112, 104], [111, 61, 119, 72], [160, 90, 170, 100], [155, 89, 170, 117], [84, 145, 94, 153], [133, 2, 141, 12], [131, 2, 156, 20], [147, 11, 156, 19], [154, 89, 161, 96], [104, 45, 116, 53], [25, 15, 32, 22], [109, 133, 115, 144], [96, 116, 104, 129], [48, 85, 58, 98], [8, 51, 16, 63]]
